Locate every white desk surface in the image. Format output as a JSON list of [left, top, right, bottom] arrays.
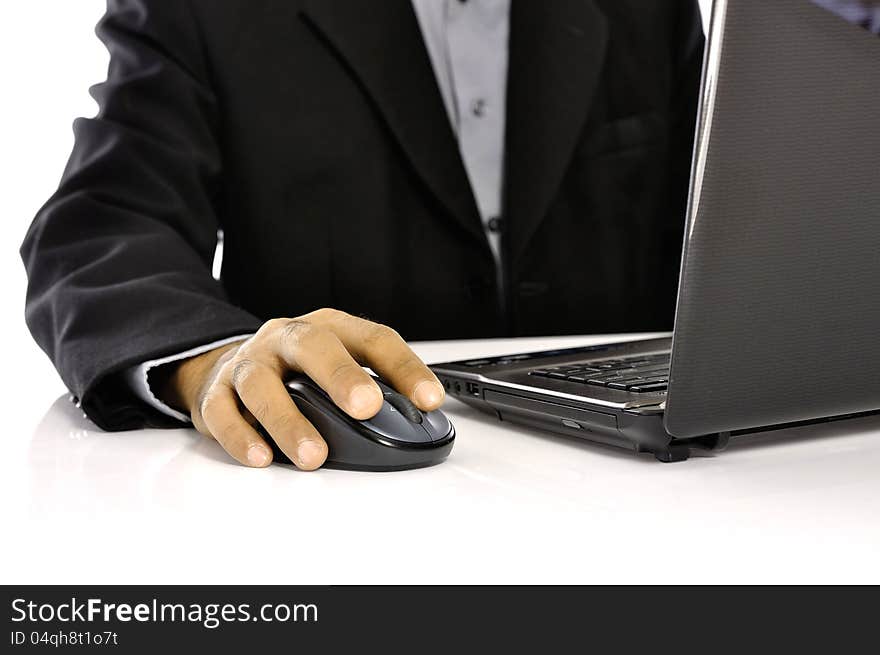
[[3, 333, 879, 585]]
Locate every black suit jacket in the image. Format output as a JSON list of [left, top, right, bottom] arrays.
[[21, 0, 704, 430]]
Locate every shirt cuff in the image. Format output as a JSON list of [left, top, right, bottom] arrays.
[[123, 334, 254, 423]]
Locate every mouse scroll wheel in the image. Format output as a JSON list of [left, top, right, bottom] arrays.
[[383, 391, 423, 423]]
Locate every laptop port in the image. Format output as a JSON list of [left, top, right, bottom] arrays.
[[465, 382, 480, 397]]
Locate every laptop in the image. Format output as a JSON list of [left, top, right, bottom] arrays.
[[430, 0, 880, 462]]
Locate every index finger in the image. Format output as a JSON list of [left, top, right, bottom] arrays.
[[313, 311, 445, 411]]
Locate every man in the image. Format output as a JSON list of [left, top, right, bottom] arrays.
[[21, 0, 704, 470]]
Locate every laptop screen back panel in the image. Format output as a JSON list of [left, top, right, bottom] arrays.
[[665, 0, 880, 438]]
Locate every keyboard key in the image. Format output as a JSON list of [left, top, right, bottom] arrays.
[[629, 382, 668, 393], [529, 352, 671, 387], [629, 366, 670, 376], [601, 375, 669, 392], [565, 367, 601, 374], [632, 376, 668, 385], [586, 376, 629, 386], [606, 376, 655, 389], [625, 378, 666, 390], [611, 369, 640, 377], [584, 373, 626, 383]]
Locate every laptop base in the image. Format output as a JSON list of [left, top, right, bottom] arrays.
[[436, 370, 730, 463]]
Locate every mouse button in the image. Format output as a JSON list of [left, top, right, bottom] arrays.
[[372, 376, 393, 392], [286, 376, 330, 401], [363, 403, 432, 444], [290, 396, 379, 463], [423, 409, 453, 441], [382, 391, 423, 423]]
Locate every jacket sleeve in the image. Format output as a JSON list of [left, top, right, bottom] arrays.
[[20, 0, 263, 431]]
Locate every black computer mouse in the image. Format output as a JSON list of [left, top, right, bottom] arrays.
[[257, 375, 455, 471]]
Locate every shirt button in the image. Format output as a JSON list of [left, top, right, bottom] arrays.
[[471, 98, 486, 117], [487, 216, 503, 232]]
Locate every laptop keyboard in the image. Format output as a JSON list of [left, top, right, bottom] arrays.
[[528, 351, 671, 393]]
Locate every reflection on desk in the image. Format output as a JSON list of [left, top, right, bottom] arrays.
[[5, 334, 880, 584]]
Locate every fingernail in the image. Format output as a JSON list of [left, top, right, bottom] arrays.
[[247, 444, 271, 467], [297, 440, 325, 468], [348, 384, 382, 417], [413, 380, 444, 408]]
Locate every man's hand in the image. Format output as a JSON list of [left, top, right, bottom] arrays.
[[156, 309, 446, 470]]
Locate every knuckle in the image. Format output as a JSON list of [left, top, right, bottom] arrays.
[[363, 322, 399, 346], [279, 319, 315, 345], [258, 318, 287, 336], [328, 361, 361, 384], [198, 388, 222, 423], [233, 339, 257, 359], [309, 307, 344, 322], [390, 355, 423, 377], [251, 400, 272, 424], [230, 357, 258, 389], [216, 360, 236, 384], [270, 411, 301, 433]]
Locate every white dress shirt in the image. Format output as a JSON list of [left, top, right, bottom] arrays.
[[412, 0, 510, 265], [812, 0, 880, 33], [127, 0, 511, 420]]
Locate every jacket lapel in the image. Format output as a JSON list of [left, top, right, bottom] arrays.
[[300, 0, 488, 249], [504, 0, 609, 264]]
